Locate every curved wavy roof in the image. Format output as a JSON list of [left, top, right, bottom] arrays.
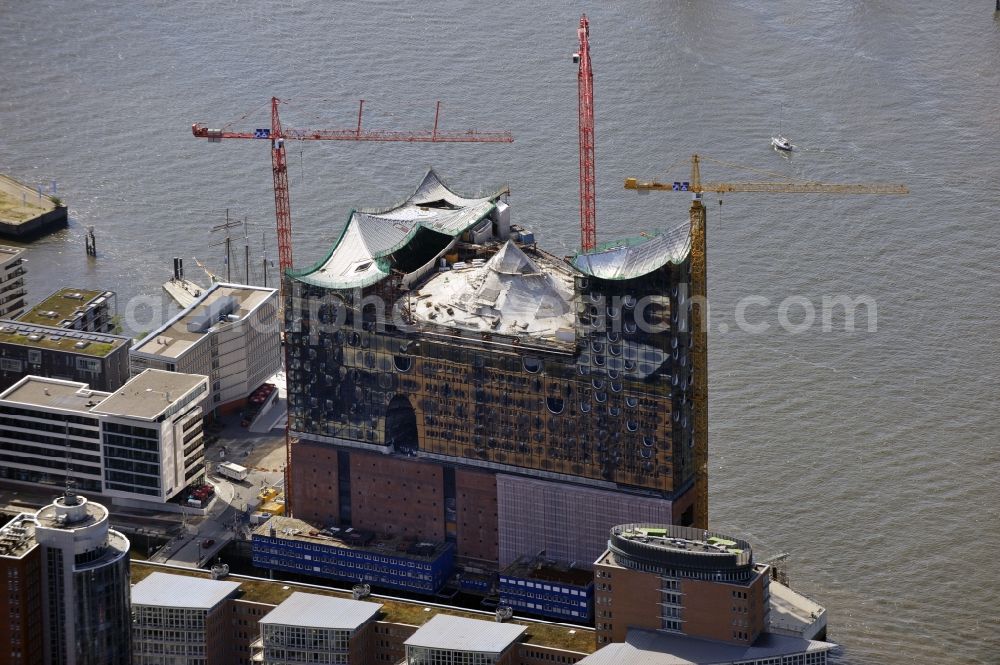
[[571, 220, 690, 281], [288, 170, 506, 289]]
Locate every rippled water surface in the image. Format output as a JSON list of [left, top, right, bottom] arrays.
[[1, 2, 998, 663]]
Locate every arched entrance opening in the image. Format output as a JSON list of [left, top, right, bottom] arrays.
[[385, 394, 418, 452]]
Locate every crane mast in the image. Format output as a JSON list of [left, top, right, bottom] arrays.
[[270, 98, 293, 271], [575, 14, 597, 252], [626, 154, 907, 529]]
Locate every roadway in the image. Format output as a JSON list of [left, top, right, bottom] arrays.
[[148, 412, 287, 567]]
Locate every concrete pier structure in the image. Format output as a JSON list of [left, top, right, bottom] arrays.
[[0, 174, 68, 238]]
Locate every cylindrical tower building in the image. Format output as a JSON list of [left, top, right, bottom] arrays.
[[33, 491, 131, 665]]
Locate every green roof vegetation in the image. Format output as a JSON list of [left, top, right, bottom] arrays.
[[0, 326, 124, 357], [131, 561, 594, 653], [17, 288, 105, 326]]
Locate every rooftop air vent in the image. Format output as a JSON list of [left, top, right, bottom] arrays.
[[64, 292, 84, 300]]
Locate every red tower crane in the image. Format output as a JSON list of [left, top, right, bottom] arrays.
[[193, 97, 513, 273], [573, 14, 597, 252]]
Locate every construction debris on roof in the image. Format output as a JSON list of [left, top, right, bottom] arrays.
[[412, 241, 576, 341]]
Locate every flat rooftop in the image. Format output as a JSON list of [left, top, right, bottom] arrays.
[[92, 369, 206, 420], [0, 244, 25, 263], [254, 516, 452, 561], [130, 562, 595, 654], [405, 614, 526, 654], [0, 376, 109, 413], [35, 495, 107, 530], [0, 320, 129, 357], [17, 288, 111, 327], [0, 514, 38, 559], [574, 628, 833, 665], [132, 283, 276, 360], [503, 557, 594, 588], [132, 571, 240, 610], [260, 591, 382, 631], [768, 579, 827, 638]]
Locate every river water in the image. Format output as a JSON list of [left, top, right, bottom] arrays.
[[1, 2, 998, 663]]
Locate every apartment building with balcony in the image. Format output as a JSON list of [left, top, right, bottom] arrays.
[[17, 287, 117, 333], [0, 245, 27, 320], [0, 319, 130, 392]]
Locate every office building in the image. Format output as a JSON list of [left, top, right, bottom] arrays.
[[0, 492, 131, 665], [130, 566, 596, 665], [405, 614, 527, 665], [0, 245, 27, 320], [130, 282, 280, 411], [255, 592, 381, 665], [285, 170, 699, 571], [17, 288, 117, 333], [131, 572, 240, 665], [593, 524, 769, 647], [588, 523, 833, 663], [0, 370, 208, 503], [0, 320, 130, 392]]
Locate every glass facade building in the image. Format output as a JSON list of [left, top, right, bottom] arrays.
[[285, 171, 701, 568]]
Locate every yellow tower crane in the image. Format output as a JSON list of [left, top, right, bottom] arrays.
[[625, 153, 908, 530]]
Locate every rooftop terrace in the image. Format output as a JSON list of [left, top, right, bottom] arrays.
[[17, 288, 111, 327], [130, 562, 595, 654], [608, 524, 754, 574], [0, 320, 128, 357]]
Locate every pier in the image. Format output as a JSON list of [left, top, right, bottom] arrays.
[[162, 278, 206, 308], [0, 174, 68, 238]]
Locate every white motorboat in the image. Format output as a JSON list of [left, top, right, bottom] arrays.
[[771, 135, 793, 151]]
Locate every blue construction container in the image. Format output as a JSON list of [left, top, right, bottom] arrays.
[[252, 517, 455, 595], [499, 560, 593, 623]]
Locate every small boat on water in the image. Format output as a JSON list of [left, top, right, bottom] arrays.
[[771, 135, 793, 151]]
